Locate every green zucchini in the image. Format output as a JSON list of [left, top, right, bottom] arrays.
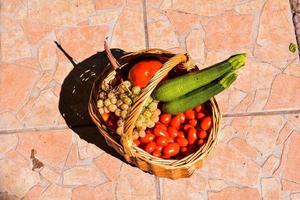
[[154, 54, 246, 102], [162, 72, 237, 114]]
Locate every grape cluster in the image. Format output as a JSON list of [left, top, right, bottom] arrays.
[[97, 80, 160, 137]]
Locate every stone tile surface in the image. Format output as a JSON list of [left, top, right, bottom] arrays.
[[0, 129, 157, 200], [0, 0, 145, 131], [146, 0, 300, 114], [0, 115, 299, 199], [0, 0, 300, 199], [159, 114, 300, 199]]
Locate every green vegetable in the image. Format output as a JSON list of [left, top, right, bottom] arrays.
[[162, 72, 237, 114], [154, 54, 246, 102]]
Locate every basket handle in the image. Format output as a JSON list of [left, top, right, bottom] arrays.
[[121, 53, 188, 158]]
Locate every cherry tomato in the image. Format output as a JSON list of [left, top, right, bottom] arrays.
[[156, 136, 169, 147], [187, 128, 197, 145], [168, 137, 174, 143], [201, 116, 212, 131], [133, 140, 140, 147], [189, 119, 197, 127], [181, 147, 188, 154], [145, 142, 157, 153], [162, 154, 171, 159], [128, 60, 162, 88], [140, 132, 155, 143], [152, 150, 161, 157], [160, 113, 172, 125], [198, 130, 207, 139], [155, 145, 163, 151], [184, 109, 195, 120], [175, 137, 188, 147], [146, 129, 152, 135], [195, 105, 202, 112], [183, 124, 193, 131], [177, 131, 185, 138], [155, 123, 168, 131], [101, 112, 110, 122], [170, 116, 181, 129], [177, 113, 186, 123], [196, 112, 205, 120], [153, 127, 168, 137], [198, 139, 205, 145], [168, 127, 178, 138], [163, 143, 180, 157]]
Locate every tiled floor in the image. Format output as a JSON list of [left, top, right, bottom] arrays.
[[0, 0, 300, 199]]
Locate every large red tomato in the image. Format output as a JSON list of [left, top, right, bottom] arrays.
[[128, 60, 162, 88]]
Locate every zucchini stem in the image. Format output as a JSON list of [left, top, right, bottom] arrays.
[[228, 53, 247, 70]]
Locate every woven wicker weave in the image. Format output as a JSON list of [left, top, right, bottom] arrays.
[[88, 49, 221, 179]]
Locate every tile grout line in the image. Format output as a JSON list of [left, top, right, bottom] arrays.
[[142, 0, 150, 49], [222, 109, 300, 117], [0, 125, 69, 135], [155, 176, 162, 200]]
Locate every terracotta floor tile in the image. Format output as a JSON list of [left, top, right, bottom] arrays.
[[0, 0, 145, 131], [16, 129, 73, 170], [146, 0, 300, 114], [1, 113, 300, 199], [161, 172, 207, 200], [1, 0, 300, 199], [111, 0, 145, 51], [208, 187, 260, 200]]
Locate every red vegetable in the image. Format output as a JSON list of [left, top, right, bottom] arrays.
[[175, 137, 188, 147], [128, 60, 162, 88], [183, 124, 193, 131], [163, 143, 180, 157], [160, 113, 172, 125], [162, 154, 171, 159], [153, 127, 168, 137], [140, 132, 155, 143], [145, 142, 157, 153], [196, 112, 205, 120], [170, 116, 181, 129], [181, 147, 188, 153], [198, 130, 207, 139], [177, 113, 186, 123], [198, 139, 205, 145], [133, 140, 140, 147], [177, 131, 185, 138], [155, 123, 168, 131], [195, 105, 202, 112], [156, 136, 169, 147], [189, 119, 197, 127], [155, 146, 163, 151], [168, 127, 178, 138], [187, 128, 197, 145], [168, 137, 174, 143], [152, 150, 161, 157], [184, 109, 195, 120], [201, 116, 212, 130], [101, 112, 110, 122]]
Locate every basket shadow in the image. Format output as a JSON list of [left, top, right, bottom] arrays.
[[56, 43, 126, 162]]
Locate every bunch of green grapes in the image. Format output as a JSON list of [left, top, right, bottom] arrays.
[[97, 80, 160, 137]]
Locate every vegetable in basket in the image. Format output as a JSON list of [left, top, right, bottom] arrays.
[[154, 54, 246, 102]]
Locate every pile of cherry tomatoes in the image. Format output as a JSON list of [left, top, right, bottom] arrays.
[[133, 105, 212, 159]]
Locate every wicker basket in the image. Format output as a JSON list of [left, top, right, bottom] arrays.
[[88, 49, 221, 179]]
